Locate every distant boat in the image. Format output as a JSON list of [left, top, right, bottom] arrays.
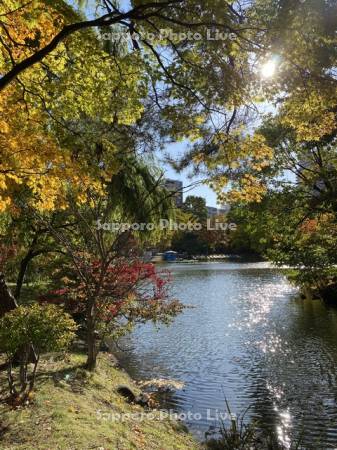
[[163, 251, 178, 262]]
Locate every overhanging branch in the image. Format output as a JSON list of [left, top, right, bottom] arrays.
[[0, 1, 182, 91]]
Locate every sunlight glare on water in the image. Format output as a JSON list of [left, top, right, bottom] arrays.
[[115, 262, 337, 448]]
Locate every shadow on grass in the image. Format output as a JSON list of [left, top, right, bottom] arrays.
[[0, 351, 90, 411]]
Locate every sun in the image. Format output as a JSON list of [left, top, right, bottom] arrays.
[[261, 59, 277, 78]]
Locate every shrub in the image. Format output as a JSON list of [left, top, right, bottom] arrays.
[[0, 303, 77, 401]]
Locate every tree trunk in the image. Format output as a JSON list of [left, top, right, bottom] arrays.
[[7, 359, 17, 396], [28, 353, 40, 393], [0, 272, 18, 317], [86, 332, 97, 371], [15, 235, 46, 299], [15, 251, 33, 299], [85, 303, 98, 371], [86, 319, 98, 370]]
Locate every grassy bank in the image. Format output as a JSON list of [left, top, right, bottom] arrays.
[[0, 352, 201, 450]]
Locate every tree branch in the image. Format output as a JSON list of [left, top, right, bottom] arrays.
[[0, 1, 182, 91]]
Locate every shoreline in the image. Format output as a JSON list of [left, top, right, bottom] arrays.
[[0, 352, 202, 450]]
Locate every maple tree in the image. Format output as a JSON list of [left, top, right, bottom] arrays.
[[36, 241, 183, 371], [0, 3, 146, 212], [41, 258, 182, 338], [0, 0, 275, 212], [172, 0, 337, 203]]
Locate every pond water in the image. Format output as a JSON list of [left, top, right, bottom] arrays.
[[115, 262, 337, 448]]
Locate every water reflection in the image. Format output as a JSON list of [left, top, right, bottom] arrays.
[[114, 262, 337, 448]]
